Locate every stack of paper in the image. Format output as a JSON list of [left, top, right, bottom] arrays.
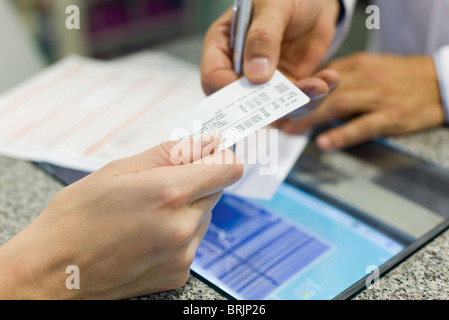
[[0, 53, 205, 171]]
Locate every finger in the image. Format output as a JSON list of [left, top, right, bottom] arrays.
[[280, 69, 340, 121], [280, 102, 341, 135], [297, 77, 330, 99], [169, 131, 222, 166], [315, 112, 388, 150], [189, 149, 243, 201], [107, 132, 222, 175], [285, 77, 330, 121], [280, 87, 379, 134], [201, 8, 239, 95], [326, 52, 373, 73], [312, 69, 340, 92], [102, 140, 181, 175], [147, 149, 243, 203], [243, 0, 291, 83], [295, 69, 340, 98], [145, 132, 222, 168]]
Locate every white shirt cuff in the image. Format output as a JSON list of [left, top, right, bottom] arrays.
[[434, 45, 449, 125], [324, 0, 357, 62]]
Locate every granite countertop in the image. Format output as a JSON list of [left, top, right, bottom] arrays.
[[1, 127, 449, 300]]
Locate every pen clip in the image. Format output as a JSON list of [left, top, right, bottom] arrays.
[[230, 0, 240, 50]]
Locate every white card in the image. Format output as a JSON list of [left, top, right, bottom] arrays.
[[166, 70, 310, 151]]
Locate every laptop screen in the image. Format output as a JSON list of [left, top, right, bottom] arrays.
[[192, 183, 404, 300]]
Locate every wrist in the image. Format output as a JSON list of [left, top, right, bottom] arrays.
[[0, 216, 79, 300], [0, 233, 40, 299]]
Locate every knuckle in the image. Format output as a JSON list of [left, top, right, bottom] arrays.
[[389, 105, 407, 119], [366, 113, 388, 134], [158, 141, 177, 156], [159, 185, 191, 208], [374, 115, 391, 133], [102, 159, 122, 171], [154, 142, 178, 164], [170, 220, 196, 248], [384, 109, 408, 132]]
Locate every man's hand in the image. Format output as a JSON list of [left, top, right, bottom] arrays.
[[201, 0, 341, 95], [277, 53, 445, 150], [0, 134, 243, 300]]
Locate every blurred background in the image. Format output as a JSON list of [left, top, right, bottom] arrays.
[[9, 0, 370, 65], [10, 0, 233, 63]]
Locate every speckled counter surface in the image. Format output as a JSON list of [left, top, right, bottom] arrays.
[[1, 127, 449, 300]]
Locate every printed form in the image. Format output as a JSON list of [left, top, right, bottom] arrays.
[[167, 70, 310, 151], [0, 54, 310, 199], [0, 54, 205, 172]]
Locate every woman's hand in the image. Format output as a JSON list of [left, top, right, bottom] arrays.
[[0, 135, 243, 299]]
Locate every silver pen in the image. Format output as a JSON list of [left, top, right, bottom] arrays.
[[230, 0, 253, 153], [230, 0, 253, 75]]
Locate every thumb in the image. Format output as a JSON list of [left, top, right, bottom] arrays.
[[106, 132, 222, 174], [243, 1, 289, 83]]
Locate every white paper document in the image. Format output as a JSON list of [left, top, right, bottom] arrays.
[[0, 54, 206, 172], [166, 70, 310, 151], [226, 129, 309, 200], [166, 69, 311, 200]]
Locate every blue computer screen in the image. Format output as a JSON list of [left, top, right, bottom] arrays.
[[192, 183, 404, 300]]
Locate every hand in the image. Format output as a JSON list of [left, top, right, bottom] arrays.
[[201, 0, 341, 95], [0, 134, 243, 299], [277, 53, 445, 150], [275, 69, 340, 121]]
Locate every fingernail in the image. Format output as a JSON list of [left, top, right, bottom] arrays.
[[329, 80, 339, 92], [317, 135, 334, 150], [302, 87, 328, 101], [245, 57, 271, 79], [327, 70, 340, 91]]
